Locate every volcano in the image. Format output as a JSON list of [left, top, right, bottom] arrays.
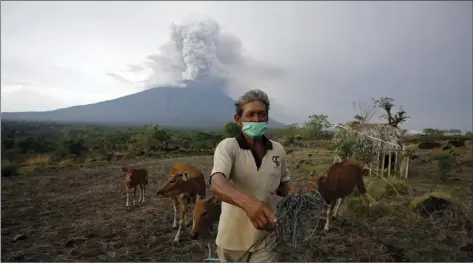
[[1, 79, 286, 129]]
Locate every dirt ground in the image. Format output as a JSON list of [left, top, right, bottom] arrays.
[[2, 149, 473, 262]]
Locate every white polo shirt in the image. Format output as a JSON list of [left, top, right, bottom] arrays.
[[210, 134, 291, 252]]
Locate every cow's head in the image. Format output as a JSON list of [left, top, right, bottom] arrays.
[[122, 166, 136, 188], [190, 196, 221, 240], [156, 171, 192, 197], [311, 175, 327, 190]]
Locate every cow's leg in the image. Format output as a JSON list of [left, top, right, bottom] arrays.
[[186, 195, 198, 227], [133, 187, 136, 205], [137, 184, 142, 202], [332, 198, 344, 218], [172, 197, 178, 229], [141, 183, 145, 203], [324, 202, 336, 232], [138, 184, 143, 202], [173, 196, 187, 243], [125, 187, 130, 207]]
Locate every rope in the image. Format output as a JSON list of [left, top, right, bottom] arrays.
[[204, 243, 220, 262], [204, 189, 327, 262]]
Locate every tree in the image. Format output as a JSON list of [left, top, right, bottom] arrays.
[[303, 114, 333, 140], [446, 129, 461, 135], [374, 97, 410, 127], [352, 99, 377, 124], [223, 122, 240, 137], [423, 128, 444, 137]]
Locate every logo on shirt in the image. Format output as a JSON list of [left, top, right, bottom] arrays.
[[272, 156, 280, 167]]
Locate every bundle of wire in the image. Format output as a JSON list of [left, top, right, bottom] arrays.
[[275, 190, 326, 247], [205, 189, 327, 262]]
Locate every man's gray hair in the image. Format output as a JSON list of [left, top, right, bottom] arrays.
[[234, 89, 271, 116]]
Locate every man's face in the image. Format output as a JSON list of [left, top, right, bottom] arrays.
[[234, 100, 268, 128]]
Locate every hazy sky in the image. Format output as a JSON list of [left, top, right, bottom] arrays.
[[1, 1, 472, 131]]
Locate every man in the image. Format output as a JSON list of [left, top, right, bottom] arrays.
[[210, 89, 297, 262]]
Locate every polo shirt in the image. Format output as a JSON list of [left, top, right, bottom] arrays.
[[210, 133, 291, 252]]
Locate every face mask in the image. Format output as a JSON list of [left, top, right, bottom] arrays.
[[242, 122, 268, 138]]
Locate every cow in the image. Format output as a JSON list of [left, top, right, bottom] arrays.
[[122, 166, 148, 207], [156, 162, 207, 242], [190, 195, 222, 240], [296, 160, 372, 232]]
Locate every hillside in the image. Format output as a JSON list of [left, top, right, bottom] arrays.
[[1, 79, 286, 129]]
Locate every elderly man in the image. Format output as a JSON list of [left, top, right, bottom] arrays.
[[210, 89, 297, 262]]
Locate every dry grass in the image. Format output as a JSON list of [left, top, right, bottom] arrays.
[[23, 155, 51, 166], [2, 147, 473, 262]]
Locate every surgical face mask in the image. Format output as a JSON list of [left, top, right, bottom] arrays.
[[241, 122, 268, 138]]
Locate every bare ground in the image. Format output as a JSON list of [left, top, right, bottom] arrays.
[[2, 149, 473, 262]]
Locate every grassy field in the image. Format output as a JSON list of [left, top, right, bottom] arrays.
[[2, 143, 473, 262]]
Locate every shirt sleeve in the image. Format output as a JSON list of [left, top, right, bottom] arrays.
[[280, 148, 291, 183], [210, 138, 235, 184]]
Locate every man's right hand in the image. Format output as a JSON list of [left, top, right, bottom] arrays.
[[243, 198, 277, 231]]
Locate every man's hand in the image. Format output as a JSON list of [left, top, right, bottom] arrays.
[[243, 198, 277, 231]]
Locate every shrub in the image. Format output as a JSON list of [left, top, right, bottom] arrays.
[[1, 160, 19, 177], [432, 153, 454, 181], [410, 192, 454, 218], [448, 140, 465, 148], [384, 178, 410, 196], [344, 196, 394, 218], [418, 141, 442, 150]]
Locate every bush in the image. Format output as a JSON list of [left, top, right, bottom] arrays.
[[1, 160, 19, 177], [418, 141, 442, 149], [448, 140, 465, 148], [384, 178, 410, 196], [432, 153, 454, 181], [410, 192, 454, 218], [344, 196, 394, 218]]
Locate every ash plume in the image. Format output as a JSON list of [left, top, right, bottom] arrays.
[[109, 16, 286, 96]]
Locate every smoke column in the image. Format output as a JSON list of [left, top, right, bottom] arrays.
[[111, 16, 285, 98]]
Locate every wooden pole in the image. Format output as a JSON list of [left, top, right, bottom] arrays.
[[404, 156, 409, 179]]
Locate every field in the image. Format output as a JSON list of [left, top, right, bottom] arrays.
[[2, 142, 473, 262]]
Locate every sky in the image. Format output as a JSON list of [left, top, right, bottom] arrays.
[[1, 1, 472, 132]]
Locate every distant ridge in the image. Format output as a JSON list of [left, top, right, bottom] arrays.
[[1, 79, 286, 129]]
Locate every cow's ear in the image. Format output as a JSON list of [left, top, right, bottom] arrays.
[[182, 172, 190, 181]]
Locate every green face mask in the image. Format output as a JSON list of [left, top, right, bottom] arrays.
[[242, 122, 268, 138]]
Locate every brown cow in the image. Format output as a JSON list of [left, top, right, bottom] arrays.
[[190, 195, 222, 240], [122, 166, 148, 207], [298, 160, 371, 232], [156, 162, 207, 242]]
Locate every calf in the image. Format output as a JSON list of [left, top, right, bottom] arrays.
[[190, 195, 222, 240], [156, 162, 207, 242], [122, 166, 148, 207], [302, 160, 371, 232]]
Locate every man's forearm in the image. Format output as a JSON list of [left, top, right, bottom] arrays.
[[210, 173, 255, 209]]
